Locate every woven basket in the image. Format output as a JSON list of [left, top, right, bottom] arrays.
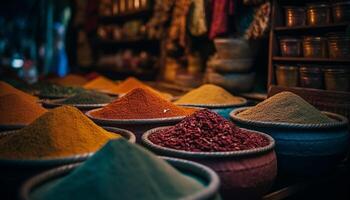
[[142, 127, 277, 200], [230, 107, 349, 176]]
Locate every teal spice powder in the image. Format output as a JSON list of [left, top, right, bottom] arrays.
[[31, 139, 205, 200]]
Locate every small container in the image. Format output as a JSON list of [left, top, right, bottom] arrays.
[[275, 65, 299, 87], [327, 32, 350, 58], [306, 4, 331, 25], [324, 68, 350, 91], [284, 7, 306, 27], [332, 1, 350, 23], [280, 38, 302, 57], [303, 36, 328, 58], [299, 66, 324, 89]]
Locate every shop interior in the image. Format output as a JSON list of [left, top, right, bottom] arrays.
[[0, 0, 349, 199]]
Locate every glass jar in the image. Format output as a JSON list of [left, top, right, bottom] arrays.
[[284, 7, 306, 27], [332, 1, 350, 23], [303, 36, 328, 58], [327, 32, 350, 58], [324, 68, 350, 91], [280, 37, 302, 57], [307, 4, 331, 25], [275, 65, 299, 87], [299, 66, 324, 89]]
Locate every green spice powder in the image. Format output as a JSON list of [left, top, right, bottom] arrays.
[[31, 139, 205, 200], [237, 92, 335, 124], [61, 91, 114, 104]]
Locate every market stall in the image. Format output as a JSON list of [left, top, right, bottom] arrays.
[[0, 0, 349, 200]]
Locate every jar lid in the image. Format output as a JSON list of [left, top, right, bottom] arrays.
[[323, 68, 350, 73], [276, 65, 298, 70], [280, 37, 301, 42], [307, 3, 330, 8], [300, 66, 321, 73], [332, 1, 350, 6], [303, 36, 327, 41], [284, 6, 305, 11]]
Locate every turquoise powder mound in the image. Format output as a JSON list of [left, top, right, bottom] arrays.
[[31, 139, 205, 200]]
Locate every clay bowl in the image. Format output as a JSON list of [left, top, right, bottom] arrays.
[[230, 107, 349, 176], [85, 107, 198, 143], [142, 127, 277, 200], [20, 157, 220, 200], [0, 127, 135, 200]]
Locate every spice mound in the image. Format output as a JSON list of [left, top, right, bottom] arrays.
[[0, 94, 47, 125], [175, 84, 244, 105], [51, 74, 88, 86], [36, 83, 86, 98], [83, 76, 119, 94], [149, 109, 269, 152], [31, 139, 204, 200], [237, 92, 335, 124], [90, 88, 193, 119], [0, 81, 37, 102], [0, 106, 119, 159], [114, 77, 172, 100], [61, 91, 114, 105]]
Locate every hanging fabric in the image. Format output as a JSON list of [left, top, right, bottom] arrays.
[[189, 0, 208, 36], [209, 0, 235, 39], [168, 0, 192, 47]]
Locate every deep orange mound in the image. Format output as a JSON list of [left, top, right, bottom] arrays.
[[91, 88, 192, 119]]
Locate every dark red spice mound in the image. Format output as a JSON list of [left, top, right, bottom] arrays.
[[149, 109, 269, 152]]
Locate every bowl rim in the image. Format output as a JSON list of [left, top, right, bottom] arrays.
[[42, 98, 110, 109], [0, 126, 135, 165], [175, 97, 248, 108], [85, 108, 190, 125], [142, 126, 275, 158], [0, 124, 27, 130], [230, 107, 349, 129], [19, 157, 220, 200]]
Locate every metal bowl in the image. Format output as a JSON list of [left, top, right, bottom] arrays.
[[142, 127, 277, 200], [20, 157, 220, 200], [230, 107, 349, 176]]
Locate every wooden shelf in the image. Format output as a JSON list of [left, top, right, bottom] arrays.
[[275, 23, 350, 32], [272, 57, 350, 63]]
